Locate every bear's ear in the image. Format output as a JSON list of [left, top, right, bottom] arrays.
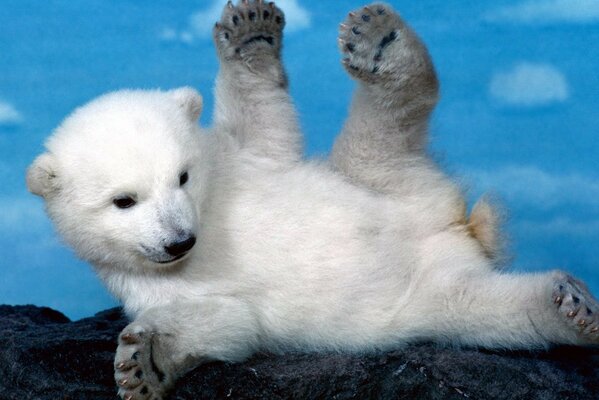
[[170, 87, 203, 121], [26, 153, 60, 198]]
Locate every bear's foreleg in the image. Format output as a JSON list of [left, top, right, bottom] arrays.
[[114, 297, 260, 400], [212, 0, 302, 164]]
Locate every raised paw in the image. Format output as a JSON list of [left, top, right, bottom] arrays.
[[339, 3, 434, 85], [115, 325, 171, 400], [213, 0, 285, 62], [553, 273, 599, 343]]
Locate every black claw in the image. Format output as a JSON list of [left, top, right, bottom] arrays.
[[351, 26, 361, 35], [361, 14, 371, 22], [346, 43, 355, 53]]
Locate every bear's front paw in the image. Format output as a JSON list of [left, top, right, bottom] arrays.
[[213, 0, 285, 63], [115, 324, 172, 400], [552, 272, 599, 343]]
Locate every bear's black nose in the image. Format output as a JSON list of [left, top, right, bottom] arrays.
[[165, 235, 196, 257]]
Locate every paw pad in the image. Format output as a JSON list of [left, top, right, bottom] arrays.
[[338, 3, 404, 81], [553, 273, 599, 343], [115, 325, 168, 400], [214, 0, 285, 61]]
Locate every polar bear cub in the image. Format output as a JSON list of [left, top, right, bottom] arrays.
[[28, 2, 599, 399], [27, 88, 207, 273]]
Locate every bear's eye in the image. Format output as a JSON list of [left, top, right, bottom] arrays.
[[179, 171, 189, 187], [113, 196, 136, 209]]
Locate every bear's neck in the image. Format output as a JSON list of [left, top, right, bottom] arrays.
[[95, 262, 196, 319]]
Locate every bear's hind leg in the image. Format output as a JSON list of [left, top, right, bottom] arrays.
[[331, 4, 442, 196], [408, 270, 599, 349]]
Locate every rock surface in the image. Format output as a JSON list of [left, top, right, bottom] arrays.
[[0, 305, 598, 400]]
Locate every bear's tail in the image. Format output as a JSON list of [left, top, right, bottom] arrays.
[[467, 196, 505, 263]]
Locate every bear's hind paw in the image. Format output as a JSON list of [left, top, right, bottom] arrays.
[[553, 273, 599, 343]]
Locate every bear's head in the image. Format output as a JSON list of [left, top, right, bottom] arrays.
[[27, 87, 209, 271]]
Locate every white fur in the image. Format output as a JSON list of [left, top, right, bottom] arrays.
[[27, 2, 598, 399], [28, 85, 593, 362]]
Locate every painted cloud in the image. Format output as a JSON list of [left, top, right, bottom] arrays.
[[467, 165, 599, 210], [485, 0, 599, 25], [489, 62, 569, 107], [0, 100, 22, 126]]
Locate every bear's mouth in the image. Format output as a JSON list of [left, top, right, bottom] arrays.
[[156, 252, 188, 264], [139, 244, 191, 265]]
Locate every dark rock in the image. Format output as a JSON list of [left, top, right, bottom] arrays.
[[0, 306, 125, 400], [0, 305, 598, 400], [0, 305, 70, 327]]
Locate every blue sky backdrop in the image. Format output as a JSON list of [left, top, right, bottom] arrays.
[[1, 0, 598, 319]]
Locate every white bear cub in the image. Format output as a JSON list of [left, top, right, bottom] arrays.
[[28, 88, 206, 275], [28, 2, 599, 400]]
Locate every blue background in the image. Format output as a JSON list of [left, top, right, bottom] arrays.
[[1, 0, 598, 319]]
